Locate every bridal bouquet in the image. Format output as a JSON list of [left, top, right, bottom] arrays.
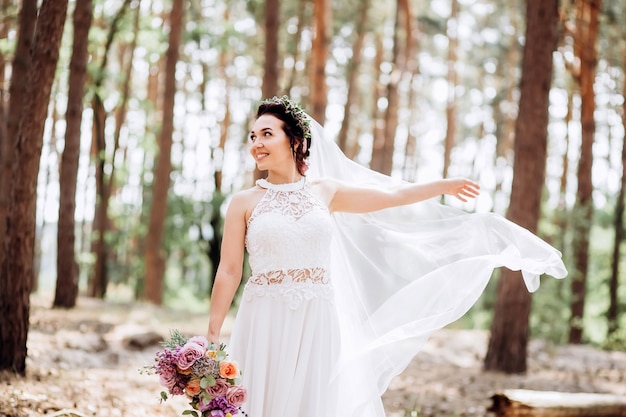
[[147, 330, 248, 417]]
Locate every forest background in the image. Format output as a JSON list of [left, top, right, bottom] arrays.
[[0, 0, 626, 407]]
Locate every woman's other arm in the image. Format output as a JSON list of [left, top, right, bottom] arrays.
[[207, 193, 248, 345]]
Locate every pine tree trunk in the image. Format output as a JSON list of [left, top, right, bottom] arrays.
[[370, 0, 409, 175], [484, 0, 559, 374], [337, 0, 370, 153], [607, 40, 626, 336], [144, 0, 184, 305], [568, 0, 601, 344], [88, 0, 131, 298], [0, 0, 37, 268], [0, 0, 8, 264], [442, 0, 459, 180], [284, 0, 308, 96], [55, 0, 93, 308], [262, 0, 279, 99], [0, 0, 68, 374], [309, 0, 330, 123]]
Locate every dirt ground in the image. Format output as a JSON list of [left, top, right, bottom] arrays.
[[1, 294, 626, 417]]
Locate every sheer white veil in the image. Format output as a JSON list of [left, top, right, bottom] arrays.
[[305, 117, 567, 415]]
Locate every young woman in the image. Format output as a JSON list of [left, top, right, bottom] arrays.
[[207, 96, 566, 417]]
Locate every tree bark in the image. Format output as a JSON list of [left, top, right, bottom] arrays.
[[607, 37, 626, 336], [442, 0, 459, 180], [54, 0, 93, 309], [337, 0, 370, 153], [370, 0, 409, 175], [284, 0, 308, 96], [309, 0, 330, 123], [144, 0, 184, 305], [0, 0, 68, 374], [484, 0, 559, 374], [490, 389, 626, 417], [0, 0, 37, 268], [262, 0, 279, 99], [568, 0, 601, 344], [88, 0, 132, 298]]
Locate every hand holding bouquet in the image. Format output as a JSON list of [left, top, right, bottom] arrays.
[[147, 330, 248, 417]]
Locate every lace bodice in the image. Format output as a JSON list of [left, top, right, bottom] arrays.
[[244, 177, 333, 308]]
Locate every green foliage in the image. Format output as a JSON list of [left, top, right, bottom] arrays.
[[603, 328, 626, 352], [162, 329, 189, 349]]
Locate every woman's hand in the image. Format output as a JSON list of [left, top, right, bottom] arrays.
[[207, 331, 220, 347], [444, 178, 480, 202]]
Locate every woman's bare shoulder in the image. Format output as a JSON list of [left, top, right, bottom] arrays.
[[227, 184, 266, 221]]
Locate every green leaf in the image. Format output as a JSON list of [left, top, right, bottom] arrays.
[[200, 375, 216, 388], [182, 411, 199, 417], [160, 391, 168, 401]]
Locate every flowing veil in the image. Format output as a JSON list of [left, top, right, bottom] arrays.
[[305, 118, 567, 416]]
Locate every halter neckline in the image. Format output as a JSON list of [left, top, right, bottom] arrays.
[[256, 176, 306, 191]]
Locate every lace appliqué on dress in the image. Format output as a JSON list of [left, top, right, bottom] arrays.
[[245, 268, 333, 310], [247, 188, 327, 227], [244, 180, 333, 310]]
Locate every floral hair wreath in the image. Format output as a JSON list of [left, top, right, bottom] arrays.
[[262, 95, 312, 146]]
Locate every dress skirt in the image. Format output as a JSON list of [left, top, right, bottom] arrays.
[[228, 283, 341, 417]]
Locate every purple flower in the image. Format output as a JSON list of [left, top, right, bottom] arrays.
[[209, 411, 225, 417], [177, 341, 206, 370], [199, 396, 237, 415]]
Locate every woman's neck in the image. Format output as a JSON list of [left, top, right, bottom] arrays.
[[265, 170, 303, 185]]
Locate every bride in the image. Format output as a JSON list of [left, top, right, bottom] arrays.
[[206, 96, 567, 417]]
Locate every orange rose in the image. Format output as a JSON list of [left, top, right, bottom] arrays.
[[219, 361, 239, 379], [185, 378, 202, 396], [177, 365, 192, 375]]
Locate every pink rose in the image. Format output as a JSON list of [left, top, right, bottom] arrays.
[[177, 342, 206, 370], [206, 378, 229, 397], [226, 385, 247, 407], [188, 336, 210, 349]]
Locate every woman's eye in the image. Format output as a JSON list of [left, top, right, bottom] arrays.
[[264, 131, 271, 136]]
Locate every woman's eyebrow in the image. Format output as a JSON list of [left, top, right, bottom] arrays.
[[250, 127, 273, 135]]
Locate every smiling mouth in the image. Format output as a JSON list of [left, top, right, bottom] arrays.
[[255, 153, 269, 161]]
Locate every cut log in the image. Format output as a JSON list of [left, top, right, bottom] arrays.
[[489, 389, 626, 417]]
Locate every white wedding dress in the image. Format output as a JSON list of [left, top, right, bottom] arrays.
[[227, 119, 568, 417], [229, 177, 343, 417]]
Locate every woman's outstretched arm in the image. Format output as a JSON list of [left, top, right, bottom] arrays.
[[327, 178, 480, 213]]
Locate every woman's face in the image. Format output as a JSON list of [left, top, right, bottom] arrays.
[[249, 114, 293, 172]]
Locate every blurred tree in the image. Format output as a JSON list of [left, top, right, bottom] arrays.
[[309, 0, 330, 123], [337, 0, 370, 153], [89, 0, 132, 298], [262, 0, 280, 99], [442, 0, 459, 180], [484, 0, 559, 374], [370, 0, 410, 175], [54, 0, 94, 308], [0, 0, 68, 374], [567, 0, 602, 344], [145, 0, 185, 305], [608, 24, 626, 337]]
